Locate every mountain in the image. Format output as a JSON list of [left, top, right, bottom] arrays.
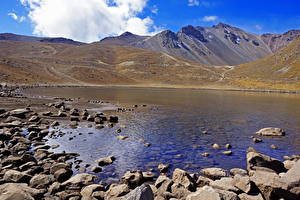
[[100, 32, 149, 46], [0, 33, 83, 45], [261, 30, 300, 52], [228, 36, 300, 90], [100, 23, 273, 66], [0, 40, 222, 87], [99, 23, 300, 66]]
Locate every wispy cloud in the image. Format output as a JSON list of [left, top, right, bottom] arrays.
[[8, 12, 26, 23], [188, 0, 200, 7], [151, 5, 158, 14], [255, 25, 263, 31], [202, 16, 218, 22]]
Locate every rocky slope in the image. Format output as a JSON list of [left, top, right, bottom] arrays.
[[100, 23, 273, 66], [261, 30, 300, 52], [100, 23, 300, 66], [228, 36, 300, 90]]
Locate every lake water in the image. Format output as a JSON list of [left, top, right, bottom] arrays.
[[25, 87, 300, 181]]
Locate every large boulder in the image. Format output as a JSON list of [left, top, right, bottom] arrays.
[[232, 175, 253, 194], [29, 174, 54, 189], [81, 184, 105, 200], [247, 152, 286, 174], [121, 184, 154, 200], [3, 170, 32, 183], [1, 154, 37, 168], [54, 168, 73, 183], [170, 183, 191, 199], [8, 108, 31, 119], [0, 183, 43, 200], [256, 127, 285, 136], [172, 168, 196, 191], [121, 170, 144, 189], [210, 177, 239, 193], [186, 186, 239, 200], [280, 160, 300, 198], [250, 170, 298, 200], [200, 168, 228, 180], [62, 173, 97, 188], [105, 184, 130, 200]]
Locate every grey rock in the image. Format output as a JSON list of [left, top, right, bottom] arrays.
[[0, 183, 43, 200], [121, 184, 154, 200], [3, 170, 32, 183], [62, 173, 97, 188], [247, 152, 286, 174], [172, 168, 196, 191], [105, 184, 130, 200], [81, 184, 105, 200], [29, 174, 54, 189], [121, 170, 144, 189], [256, 127, 285, 136], [200, 168, 229, 180]]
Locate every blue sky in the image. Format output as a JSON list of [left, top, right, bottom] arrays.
[[1, 0, 300, 42]]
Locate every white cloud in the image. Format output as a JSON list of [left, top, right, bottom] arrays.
[[20, 0, 160, 43], [202, 15, 218, 22], [8, 12, 26, 23], [188, 0, 200, 7]]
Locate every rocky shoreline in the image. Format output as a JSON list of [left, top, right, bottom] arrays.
[[0, 87, 299, 200]]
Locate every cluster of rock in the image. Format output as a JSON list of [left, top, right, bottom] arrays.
[[0, 104, 299, 200]]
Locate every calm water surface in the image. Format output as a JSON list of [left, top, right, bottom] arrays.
[[25, 87, 300, 181]]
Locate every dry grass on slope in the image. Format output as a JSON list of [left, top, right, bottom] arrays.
[[228, 37, 300, 90], [0, 41, 222, 87]]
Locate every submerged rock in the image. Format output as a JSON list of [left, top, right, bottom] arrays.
[[96, 156, 116, 166]]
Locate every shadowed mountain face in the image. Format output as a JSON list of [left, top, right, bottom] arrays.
[[0, 33, 83, 45], [261, 30, 300, 53], [100, 23, 300, 66]]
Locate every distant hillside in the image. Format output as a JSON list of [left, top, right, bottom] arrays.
[[100, 23, 273, 66], [0, 40, 222, 87], [228, 36, 300, 90], [261, 30, 300, 52], [0, 33, 83, 45]]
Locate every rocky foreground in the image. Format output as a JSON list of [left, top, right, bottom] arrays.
[[0, 89, 299, 200]]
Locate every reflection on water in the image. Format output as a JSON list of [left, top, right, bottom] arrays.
[[26, 87, 300, 180]]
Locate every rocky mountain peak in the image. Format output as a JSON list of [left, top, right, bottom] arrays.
[[179, 25, 207, 42], [120, 32, 135, 37]]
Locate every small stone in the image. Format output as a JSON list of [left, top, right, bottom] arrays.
[[212, 144, 220, 149], [271, 144, 278, 149], [96, 156, 116, 166], [158, 164, 170, 173], [144, 142, 151, 147], [222, 150, 232, 156], [253, 137, 262, 143], [91, 166, 102, 173], [116, 135, 128, 140], [201, 152, 210, 157]]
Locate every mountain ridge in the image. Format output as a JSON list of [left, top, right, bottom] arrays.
[[100, 23, 300, 66]]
